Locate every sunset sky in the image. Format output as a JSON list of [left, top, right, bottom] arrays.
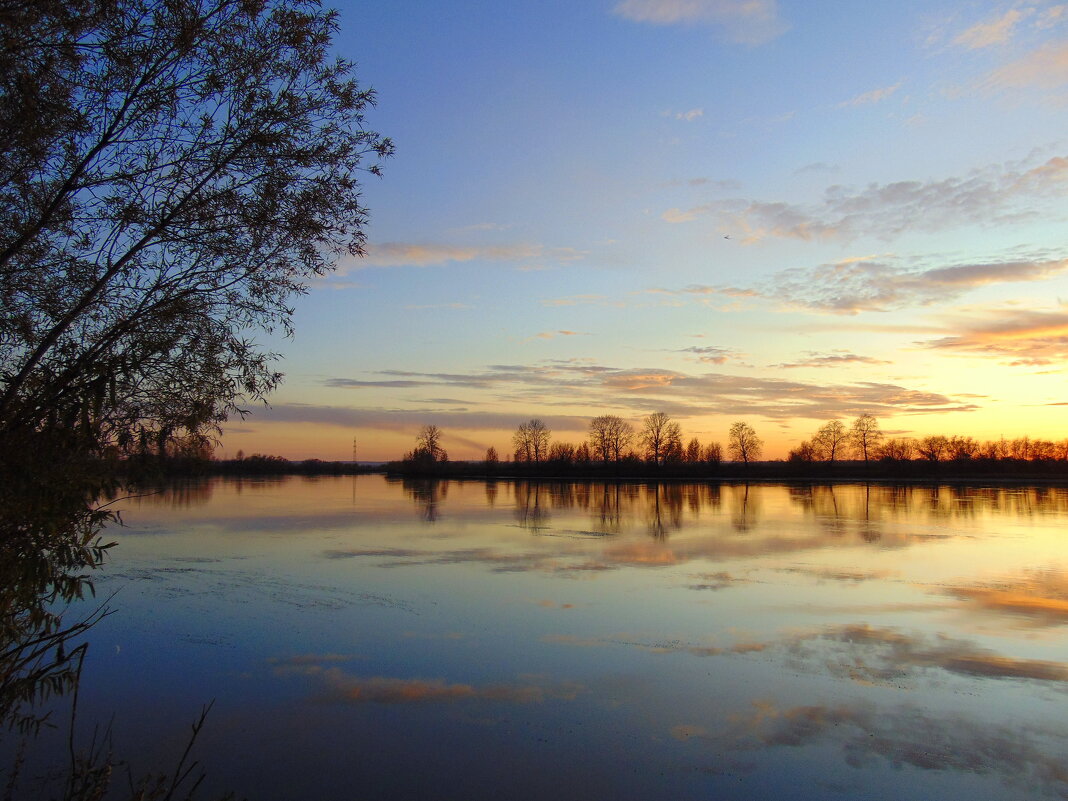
[[221, 0, 1068, 461]]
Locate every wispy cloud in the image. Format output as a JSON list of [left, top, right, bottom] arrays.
[[676, 345, 738, 364], [661, 154, 1068, 242], [675, 107, 704, 121], [275, 659, 582, 705], [612, 0, 788, 44], [774, 351, 892, 369], [651, 255, 1068, 315], [336, 242, 586, 271], [527, 330, 590, 341], [920, 306, 1068, 364], [766, 256, 1068, 314], [838, 81, 902, 107], [984, 41, 1068, 90], [298, 360, 979, 427], [955, 8, 1033, 49]]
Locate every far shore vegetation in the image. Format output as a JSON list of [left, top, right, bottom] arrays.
[[121, 412, 1068, 483]]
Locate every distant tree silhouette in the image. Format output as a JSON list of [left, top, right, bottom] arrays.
[[684, 437, 702, 463], [484, 446, 499, 464], [813, 419, 849, 462], [728, 421, 762, 463], [574, 442, 592, 464], [405, 424, 447, 464], [788, 440, 817, 462], [640, 412, 682, 466], [946, 436, 978, 460], [703, 442, 722, 464], [548, 441, 575, 464], [513, 419, 550, 463], [850, 414, 883, 462], [589, 415, 634, 463], [917, 435, 948, 462], [878, 438, 915, 461]]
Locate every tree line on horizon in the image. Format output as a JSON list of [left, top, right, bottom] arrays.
[[401, 412, 1068, 468]]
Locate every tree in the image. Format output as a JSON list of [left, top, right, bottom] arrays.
[[407, 424, 446, 463], [684, 437, 702, 463], [788, 440, 817, 462], [548, 441, 575, 464], [727, 421, 762, 463], [640, 411, 682, 466], [512, 419, 550, 463], [850, 414, 882, 462], [588, 415, 634, 463], [703, 442, 722, 464], [0, 0, 392, 452], [483, 446, 498, 464], [916, 435, 948, 462], [813, 419, 849, 462], [946, 435, 978, 460], [879, 438, 915, 461]]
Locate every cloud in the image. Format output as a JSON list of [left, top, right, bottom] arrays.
[[280, 360, 981, 431], [675, 108, 703, 121], [838, 82, 902, 107], [676, 345, 737, 364], [678, 699, 1068, 796], [786, 623, 1068, 684], [540, 293, 617, 307], [276, 660, 582, 705], [612, 0, 788, 44], [794, 161, 839, 175], [774, 351, 892, 369], [764, 256, 1068, 314], [955, 8, 1033, 48], [984, 40, 1068, 90], [662, 155, 1068, 242], [528, 330, 589, 341], [937, 567, 1068, 628], [919, 306, 1068, 363], [336, 242, 585, 271]]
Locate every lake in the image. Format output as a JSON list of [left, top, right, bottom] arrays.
[[14, 475, 1068, 800]]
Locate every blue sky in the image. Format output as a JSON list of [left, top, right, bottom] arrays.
[[223, 0, 1068, 460]]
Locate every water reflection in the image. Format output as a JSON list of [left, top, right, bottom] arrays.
[[65, 475, 1068, 800]]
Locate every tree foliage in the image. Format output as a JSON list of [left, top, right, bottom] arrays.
[[0, 0, 391, 452], [727, 421, 762, 463], [513, 418, 550, 463], [588, 414, 634, 463], [850, 413, 882, 462], [640, 411, 682, 465]]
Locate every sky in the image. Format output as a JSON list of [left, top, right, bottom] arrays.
[[220, 0, 1068, 461]]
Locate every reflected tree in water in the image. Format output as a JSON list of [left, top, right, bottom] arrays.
[[401, 478, 447, 522], [514, 482, 551, 532]]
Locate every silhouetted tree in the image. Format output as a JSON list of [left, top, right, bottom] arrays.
[[684, 437, 702, 463], [917, 435, 948, 462], [640, 411, 682, 466], [850, 413, 883, 462], [813, 419, 849, 462], [588, 415, 634, 463], [0, 0, 391, 453], [484, 446, 498, 464], [788, 440, 817, 462], [405, 424, 447, 464], [879, 438, 915, 461], [574, 441, 592, 464], [703, 442, 722, 464], [946, 435, 978, 460], [512, 419, 550, 463], [548, 441, 575, 464], [727, 421, 762, 463]]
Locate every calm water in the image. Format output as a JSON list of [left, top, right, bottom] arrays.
[[22, 476, 1068, 799]]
